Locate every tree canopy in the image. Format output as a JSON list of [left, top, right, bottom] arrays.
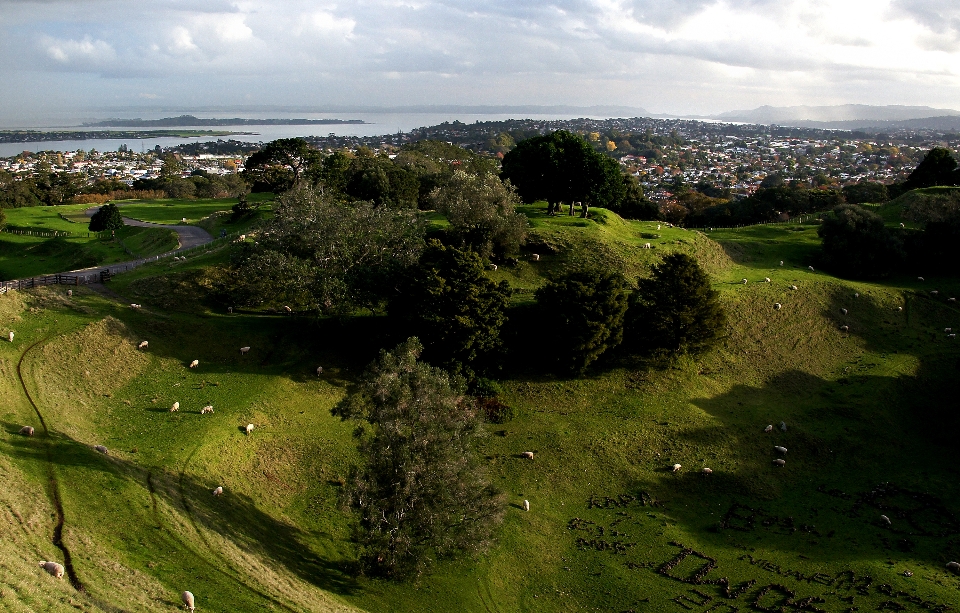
[[88, 203, 124, 232], [904, 147, 959, 190], [818, 204, 904, 278], [332, 338, 504, 579], [243, 138, 321, 193], [500, 130, 626, 214]]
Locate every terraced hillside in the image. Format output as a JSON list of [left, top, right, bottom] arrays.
[[2, 205, 959, 612]]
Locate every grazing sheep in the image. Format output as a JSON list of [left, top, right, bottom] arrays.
[[841, 308, 848, 315], [239, 234, 246, 241], [182, 590, 195, 612], [316, 366, 323, 376], [170, 402, 180, 412], [212, 486, 223, 496], [189, 360, 199, 368], [138, 341, 148, 350], [854, 292, 860, 298], [741, 278, 748, 284], [94, 445, 108, 454], [808, 266, 815, 271], [672, 463, 682, 473], [702, 467, 713, 475], [765, 277, 771, 283], [932, 290, 939, 295], [201, 406, 213, 414], [918, 277, 925, 282], [790, 285, 798, 291], [239, 346, 250, 355], [283, 305, 292, 313], [779, 261, 784, 266], [774, 446, 788, 455], [228, 306, 233, 313], [946, 561, 960, 574], [642, 243, 651, 249], [39, 561, 64, 579], [949, 298, 956, 303], [489, 264, 498, 271], [8, 331, 13, 342], [897, 306, 903, 312], [764, 425, 774, 433], [840, 325, 849, 332], [523, 499, 530, 512], [531, 253, 540, 261], [880, 514, 892, 526], [773, 459, 786, 467], [774, 303, 782, 310], [780, 421, 787, 432], [19, 426, 34, 436], [245, 423, 254, 435], [130, 304, 141, 309], [946, 328, 953, 333], [949, 334, 957, 339], [520, 451, 534, 459], [657, 225, 661, 230], [67, 289, 73, 296], [900, 222, 905, 228]]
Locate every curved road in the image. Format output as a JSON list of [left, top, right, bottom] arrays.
[[84, 205, 214, 250]]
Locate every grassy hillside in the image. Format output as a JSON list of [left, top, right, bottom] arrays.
[[115, 193, 273, 226], [2, 205, 960, 612]]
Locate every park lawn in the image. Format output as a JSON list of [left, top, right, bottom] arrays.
[[4, 203, 102, 234], [3, 209, 960, 612], [116, 193, 274, 226]]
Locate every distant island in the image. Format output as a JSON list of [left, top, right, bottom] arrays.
[[0, 129, 241, 144], [84, 115, 367, 127]]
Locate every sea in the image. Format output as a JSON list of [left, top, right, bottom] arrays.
[[0, 111, 626, 157]]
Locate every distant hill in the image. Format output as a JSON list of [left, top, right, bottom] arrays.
[[84, 115, 366, 127], [712, 104, 960, 126]]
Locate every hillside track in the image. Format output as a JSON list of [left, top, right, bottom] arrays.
[[15, 337, 84, 593]]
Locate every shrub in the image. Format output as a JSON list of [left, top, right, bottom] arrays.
[[88, 203, 124, 232], [818, 204, 904, 278]]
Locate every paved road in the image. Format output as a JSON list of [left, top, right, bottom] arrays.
[[84, 206, 214, 250]]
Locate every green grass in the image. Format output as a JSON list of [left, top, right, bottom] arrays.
[[116, 193, 274, 226], [3, 208, 960, 612], [4, 203, 103, 234]]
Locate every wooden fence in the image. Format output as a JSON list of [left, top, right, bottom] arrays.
[[2, 227, 108, 239]]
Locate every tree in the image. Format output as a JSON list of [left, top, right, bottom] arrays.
[[818, 204, 904, 278], [332, 338, 505, 579], [842, 182, 889, 204], [88, 203, 124, 232], [500, 130, 626, 214], [534, 269, 628, 373], [429, 170, 528, 259], [609, 176, 660, 220], [904, 147, 959, 190], [626, 253, 726, 354], [389, 240, 511, 377], [231, 185, 425, 314], [243, 138, 321, 193]]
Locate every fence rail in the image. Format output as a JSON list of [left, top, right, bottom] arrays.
[[2, 227, 109, 239]]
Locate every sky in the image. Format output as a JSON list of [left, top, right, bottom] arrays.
[[2, 0, 960, 123]]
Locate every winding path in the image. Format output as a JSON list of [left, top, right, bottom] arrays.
[[84, 205, 214, 251]]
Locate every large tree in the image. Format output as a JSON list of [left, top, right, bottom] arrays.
[[332, 338, 505, 579], [243, 138, 321, 193], [88, 203, 124, 232], [818, 204, 904, 278], [535, 269, 629, 373], [904, 147, 959, 190], [500, 130, 626, 214], [626, 253, 726, 355], [389, 240, 511, 377]]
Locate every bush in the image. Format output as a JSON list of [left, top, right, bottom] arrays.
[[817, 204, 904, 278], [88, 203, 124, 232], [904, 147, 959, 190], [626, 253, 725, 355], [842, 182, 889, 204], [535, 269, 629, 373], [477, 397, 515, 424]]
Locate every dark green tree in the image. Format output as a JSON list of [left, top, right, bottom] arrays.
[[332, 338, 505, 579], [904, 147, 958, 190], [534, 269, 629, 373], [818, 204, 904, 278], [243, 138, 321, 193], [842, 182, 889, 204], [88, 203, 124, 232], [389, 240, 511, 377], [500, 130, 626, 214], [626, 253, 726, 354]]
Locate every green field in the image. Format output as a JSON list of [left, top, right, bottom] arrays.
[[115, 193, 274, 227], [2, 201, 960, 612]]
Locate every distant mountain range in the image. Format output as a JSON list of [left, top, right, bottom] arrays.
[[703, 104, 960, 130]]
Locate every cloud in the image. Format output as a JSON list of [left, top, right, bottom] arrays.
[[42, 35, 115, 67]]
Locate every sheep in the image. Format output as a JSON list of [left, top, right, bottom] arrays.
[[170, 402, 180, 412], [520, 451, 535, 459], [316, 366, 323, 376], [780, 421, 787, 432], [523, 499, 530, 512], [130, 303, 141, 309], [773, 459, 786, 467], [672, 463, 682, 473], [39, 561, 64, 579], [932, 290, 939, 296], [239, 234, 246, 241], [774, 303, 782, 310], [201, 406, 214, 414], [228, 306, 233, 313], [950, 298, 957, 303], [67, 289, 73, 296], [808, 266, 815, 272], [900, 222, 905, 228], [531, 253, 540, 261], [8, 331, 13, 342], [489, 264, 498, 271], [19, 426, 34, 436], [642, 243, 651, 249], [138, 341, 148, 350], [946, 561, 960, 574], [764, 425, 773, 433], [212, 486, 223, 496], [182, 590, 195, 612], [918, 277, 925, 282], [657, 224, 661, 230], [245, 423, 254, 435], [790, 285, 798, 291], [94, 445, 108, 454], [854, 292, 860, 298], [897, 306, 903, 312], [949, 334, 957, 339], [702, 467, 713, 475], [946, 328, 953, 333], [840, 325, 849, 332], [283, 305, 292, 313], [841, 308, 848, 315], [880, 514, 892, 526], [779, 260, 784, 266], [239, 346, 250, 355], [741, 278, 748, 285], [189, 360, 199, 368], [774, 446, 788, 455], [764, 277, 771, 283]]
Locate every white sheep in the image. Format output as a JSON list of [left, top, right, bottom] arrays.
[[773, 459, 786, 467], [94, 445, 108, 454], [67, 289, 73, 296], [672, 463, 682, 472], [201, 406, 213, 414], [642, 242, 651, 249], [130, 303, 141, 309], [854, 292, 860, 298], [949, 298, 957, 303], [189, 360, 199, 368], [764, 425, 773, 433], [171, 402, 180, 412], [212, 486, 223, 496], [702, 467, 713, 475], [932, 290, 939, 295], [283, 305, 292, 313], [780, 421, 787, 432], [240, 346, 250, 355], [245, 423, 254, 435], [39, 561, 64, 579], [138, 341, 148, 350], [520, 451, 534, 459], [841, 308, 848, 315], [741, 278, 748, 284], [900, 222, 905, 228], [918, 277, 925, 282], [808, 266, 815, 272], [765, 277, 771, 283], [531, 253, 540, 261], [19, 426, 34, 436], [880, 514, 892, 526], [779, 261, 784, 266], [316, 366, 324, 376], [182, 590, 195, 612], [897, 306, 903, 312], [657, 225, 661, 230], [8, 331, 13, 342], [947, 561, 960, 574], [489, 264, 498, 271], [239, 234, 246, 241], [790, 285, 798, 291], [774, 303, 782, 310], [949, 334, 957, 339], [840, 325, 849, 332], [946, 328, 953, 333], [523, 499, 530, 512], [228, 306, 233, 313], [774, 446, 788, 455]]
